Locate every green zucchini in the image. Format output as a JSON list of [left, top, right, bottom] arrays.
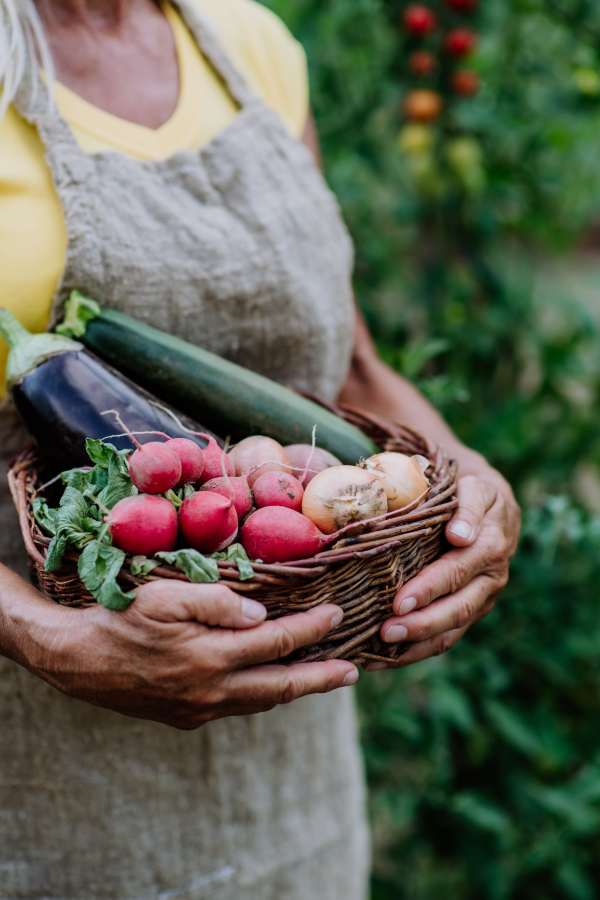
[[79, 306, 378, 464]]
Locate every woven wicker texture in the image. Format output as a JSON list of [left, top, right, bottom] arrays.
[[8, 402, 457, 665]]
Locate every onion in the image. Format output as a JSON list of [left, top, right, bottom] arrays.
[[284, 444, 342, 488], [301, 465, 387, 535], [360, 452, 429, 511], [228, 435, 292, 488]]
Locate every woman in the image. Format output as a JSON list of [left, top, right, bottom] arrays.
[[0, 0, 520, 897]]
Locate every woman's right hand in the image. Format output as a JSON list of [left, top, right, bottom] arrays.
[[0, 567, 358, 729]]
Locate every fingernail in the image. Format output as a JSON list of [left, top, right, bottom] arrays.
[[448, 520, 473, 541], [398, 596, 417, 616], [330, 608, 344, 629], [241, 598, 267, 622], [342, 669, 359, 686], [366, 662, 387, 672], [384, 624, 408, 644]]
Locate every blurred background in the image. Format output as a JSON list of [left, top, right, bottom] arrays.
[[262, 1, 600, 897]]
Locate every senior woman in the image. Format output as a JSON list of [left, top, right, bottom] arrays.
[[0, 0, 519, 897]]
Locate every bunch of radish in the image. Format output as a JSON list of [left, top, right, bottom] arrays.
[[105, 426, 431, 566]]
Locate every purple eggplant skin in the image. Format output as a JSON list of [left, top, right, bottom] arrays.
[[12, 349, 218, 473]]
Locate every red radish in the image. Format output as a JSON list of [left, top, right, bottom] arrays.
[[253, 471, 304, 513], [106, 495, 178, 556], [168, 438, 205, 487], [129, 442, 182, 494], [241, 507, 330, 564], [284, 444, 342, 488], [179, 491, 238, 553], [200, 476, 253, 518], [197, 435, 235, 483], [228, 435, 291, 488]]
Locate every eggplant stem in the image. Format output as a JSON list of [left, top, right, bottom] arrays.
[[0, 309, 30, 349]]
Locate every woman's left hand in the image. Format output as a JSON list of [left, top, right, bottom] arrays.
[[366, 469, 521, 670]]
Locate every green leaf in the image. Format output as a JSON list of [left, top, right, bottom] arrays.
[[55, 290, 101, 338], [32, 498, 58, 536], [211, 543, 255, 580], [130, 555, 161, 577], [85, 438, 130, 476], [45, 488, 92, 572], [484, 699, 545, 759], [156, 549, 220, 584], [78, 540, 135, 610]]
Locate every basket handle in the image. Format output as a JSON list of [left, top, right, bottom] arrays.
[[8, 467, 47, 568]]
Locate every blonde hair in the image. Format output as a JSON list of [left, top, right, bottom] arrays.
[[0, 0, 54, 121]]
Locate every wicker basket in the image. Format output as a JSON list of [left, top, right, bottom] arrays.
[[8, 401, 457, 665]]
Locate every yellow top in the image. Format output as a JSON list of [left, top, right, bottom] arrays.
[[0, 0, 308, 397]]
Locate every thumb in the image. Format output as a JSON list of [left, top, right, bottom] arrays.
[[133, 581, 267, 629], [446, 475, 497, 547]]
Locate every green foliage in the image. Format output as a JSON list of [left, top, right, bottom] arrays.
[[262, 0, 600, 895]]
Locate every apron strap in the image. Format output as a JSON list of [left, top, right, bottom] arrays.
[[173, 0, 260, 110]]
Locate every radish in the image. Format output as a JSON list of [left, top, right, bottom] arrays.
[[106, 495, 178, 556], [253, 471, 304, 513], [196, 435, 235, 484], [285, 444, 342, 488], [241, 507, 330, 563], [228, 435, 291, 488], [200, 476, 253, 518], [167, 438, 205, 487], [129, 441, 182, 494], [179, 491, 238, 553]]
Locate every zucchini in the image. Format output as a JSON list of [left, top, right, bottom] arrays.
[[80, 307, 378, 463]]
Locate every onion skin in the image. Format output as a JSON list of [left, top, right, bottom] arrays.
[[301, 465, 388, 535], [228, 435, 291, 488], [361, 452, 429, 511], [284, 444, 342, 488]]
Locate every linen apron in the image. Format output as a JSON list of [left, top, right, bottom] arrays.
[[0, 4, 370, 899]]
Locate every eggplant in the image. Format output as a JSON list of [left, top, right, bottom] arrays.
[[0, 309, 219, 473]]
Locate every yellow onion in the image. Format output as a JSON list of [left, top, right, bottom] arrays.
[[228, 436, 292, 488], [360, 452, 429, 511], [302, 466, 388, 535]]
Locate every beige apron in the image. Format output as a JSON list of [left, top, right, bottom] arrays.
[[0, 4, 369, 898]]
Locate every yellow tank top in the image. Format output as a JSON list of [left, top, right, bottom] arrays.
[[0, 0, 308, 397]]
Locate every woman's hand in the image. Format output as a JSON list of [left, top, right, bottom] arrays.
[[367, 469, 520, 670], [0, 569, 358, 729]]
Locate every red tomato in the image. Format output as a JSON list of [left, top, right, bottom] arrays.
[[444, 28, 477, 57], [409, 51, 438, 76], [403, 4, 438, 36], [451, 69, 480, 96]]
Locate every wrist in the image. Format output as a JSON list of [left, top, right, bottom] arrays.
[[446, 442, 515, 500]]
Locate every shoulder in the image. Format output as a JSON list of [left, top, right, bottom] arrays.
[[190, 0, 309, 137]]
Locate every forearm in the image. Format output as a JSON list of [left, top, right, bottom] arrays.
[[0, 564, 56, 670], [338, 314, 511, 494]]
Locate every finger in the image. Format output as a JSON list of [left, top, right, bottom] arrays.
[[393, 540, 487, 617], [224, 660, 358, 710], [446, 475, 497, 547], [393, 623, 470, 667], [383, 575, 498, 645], [133, 581, 267, 629], [221, 604, 345, 667]]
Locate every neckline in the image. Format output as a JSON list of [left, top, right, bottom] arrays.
[[51, 3, 239, 160]]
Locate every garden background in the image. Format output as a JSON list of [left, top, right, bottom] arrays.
[[262, 1, 600, 897]]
